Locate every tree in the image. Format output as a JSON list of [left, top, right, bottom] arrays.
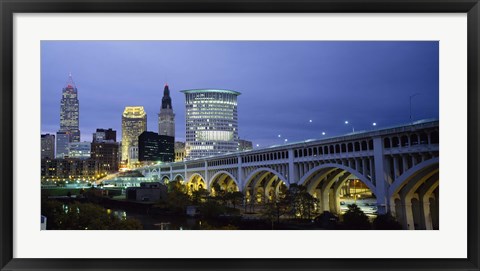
[[41, 200, 142, 230], [373, 213, 402, 230], [191, 188, 209, 205], [198, 200, 225, 218], [284, 184, 319, 219], [224, 191, 244, 209], [342, 204, 371, 230], [167, 188, 191, 214]]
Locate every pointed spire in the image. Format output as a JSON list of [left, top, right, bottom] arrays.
[[163, 83, 170, 97], [161, 83, 172, 109], [65, 72, 76, 89]]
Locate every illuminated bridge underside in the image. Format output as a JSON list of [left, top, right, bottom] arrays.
[[137, 120, 439, 230]]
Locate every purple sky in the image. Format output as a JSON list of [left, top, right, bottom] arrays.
[[41, 41, 439, 147]]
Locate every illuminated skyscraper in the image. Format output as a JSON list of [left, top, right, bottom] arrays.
[[181, 89, 240, 159], [158, 84, 175, 138], [59, 73, 80, 142], [121, 106, 147, 165]]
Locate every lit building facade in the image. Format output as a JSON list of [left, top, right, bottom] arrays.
[[67, 142, 91, 159], [138, 131, 174, 163], [91, 130, 119, 174], [41, 134, 55, 159], [181, 89, 240, 159], [158, 84, 175, 138], [121, 106, 147, 166], [41, 158, 97, 180], [55, 131, 70, 158], [59, 73, 80, 142], [174, 141, 186, 162]]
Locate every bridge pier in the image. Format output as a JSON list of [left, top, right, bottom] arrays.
[[373, 137, 388, 215]]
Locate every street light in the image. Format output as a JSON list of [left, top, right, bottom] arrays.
[[345, 121, 354, 132], [321, 132, 326, 136]]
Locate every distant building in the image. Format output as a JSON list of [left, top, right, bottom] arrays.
[[91, 142, 119, 174], [174, 141, 186, 162], [41, 134, 55, 159], [55, 130, 70, 158], [158, 84, 175, 138], [138, 131, 174, 163], [41, 158, 97, 179], [181, 89, 241, 159], [67, 142, 91, 159], [93, 128, 116, 143], [121, 106, 147, 166], [238, 139, 253, 151], [126, 182, 167, 202]]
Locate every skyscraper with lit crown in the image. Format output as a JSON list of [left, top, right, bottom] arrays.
[[121, 106, 147, 165], [158, 83, 175, 138], [59, 73, 80, 141], [56, 73, 80, 158], [181, 89, 240, 159]]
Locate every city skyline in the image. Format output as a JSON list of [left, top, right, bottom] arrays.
[[41, 41, 439, 147]]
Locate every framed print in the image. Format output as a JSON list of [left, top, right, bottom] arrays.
[[1, 0, 479, 270]]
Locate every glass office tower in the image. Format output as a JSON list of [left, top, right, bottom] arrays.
[[181, 89, 240, 160]]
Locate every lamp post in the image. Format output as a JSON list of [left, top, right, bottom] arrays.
[[409, 93, 420, 122], [345, 121, 354, 132]]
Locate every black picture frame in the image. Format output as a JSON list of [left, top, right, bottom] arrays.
[[1, 0, 479, 270]]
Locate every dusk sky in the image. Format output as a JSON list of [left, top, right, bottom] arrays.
[[41, 41, 439, 147]]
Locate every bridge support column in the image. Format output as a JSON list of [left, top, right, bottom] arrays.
[[237, 156, 243, 192], [204, 161, 209, 190], [401, 196, 415, 230], [288, 149, 294, 184], [422, 200, 432, 230], [373, 137, 388, 215], [184, 164, 187, 183]]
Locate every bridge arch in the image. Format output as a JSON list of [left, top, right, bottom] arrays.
[[172, 174, 185, 182], [387, 157, 439, 230], [186, 173, 206, 192], [298, 163, 375, 192], [160, 174, 170, 183], [388, 157, 439, 197], [244, 167, 289, 204], [244, 167, 289, 191], [209, 171, 240, 193]]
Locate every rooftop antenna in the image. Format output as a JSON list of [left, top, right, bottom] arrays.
[[66, 72, 76, 88]]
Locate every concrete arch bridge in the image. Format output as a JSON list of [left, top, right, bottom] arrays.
[[137, 120, 439, 230]]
